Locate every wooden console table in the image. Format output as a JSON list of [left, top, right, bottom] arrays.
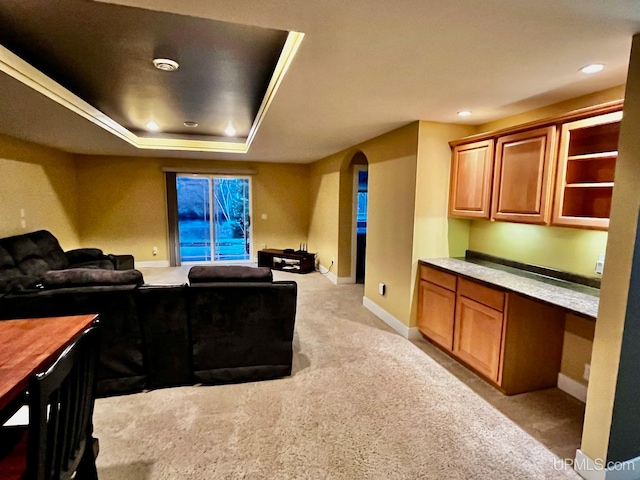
[[258, 249, 315, 274]]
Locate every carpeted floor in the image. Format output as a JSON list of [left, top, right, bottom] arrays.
[[93, 269, 581, 479]]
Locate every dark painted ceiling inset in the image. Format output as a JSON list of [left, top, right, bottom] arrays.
[[0, 0, 288, 139]]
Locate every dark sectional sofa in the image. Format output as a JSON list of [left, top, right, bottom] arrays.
[[0, 231, 298, 397]]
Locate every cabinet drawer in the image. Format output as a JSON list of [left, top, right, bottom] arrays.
[[458, 278, 505, 311], [420, 265, 457, 291]]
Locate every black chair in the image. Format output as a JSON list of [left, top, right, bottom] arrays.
[[0, 322, 100, 480]]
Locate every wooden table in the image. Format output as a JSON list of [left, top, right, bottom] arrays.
[[0, 314, 98, 411]]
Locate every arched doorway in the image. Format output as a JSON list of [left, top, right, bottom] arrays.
[[353, 166, 368, 283], [349, 152, 369, 284]]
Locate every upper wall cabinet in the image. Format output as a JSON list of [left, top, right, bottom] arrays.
[[448, 100, 623, 230], [449, 139, 494, 219], [491, 127, 557, 224], [551, 111, 622, 230]]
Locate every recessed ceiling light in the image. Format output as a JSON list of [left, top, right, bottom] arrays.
[[146, 120, 160, 132], [580, 63, 604, 74], [153, 58, 179, 72], [224, 121, 237, 136], [457, 110, 472, 117], [183, 121, 198, 128]]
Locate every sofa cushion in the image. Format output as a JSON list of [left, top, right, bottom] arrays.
[[0, 230, 68, 277], [65, 248, 105, 266], [188, 266, 272, 283], [41, 268, 144, 288], [29, 230, 69, 270], [0, 245, 14, 269]]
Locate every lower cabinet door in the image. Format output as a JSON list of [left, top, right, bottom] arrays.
[[453, 296, 504, 382], [417, 280, 455, 350]]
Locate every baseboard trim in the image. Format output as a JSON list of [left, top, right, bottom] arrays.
[[318, 264, 337, 285], [136, 260, 170, 268], [574, 450, 640, 480], [363, 297, 418, 339], [557, 373, 588, 403]]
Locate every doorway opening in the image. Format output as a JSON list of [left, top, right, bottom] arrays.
[[175, 174, 251, 264], [353, 166, 368, 284]]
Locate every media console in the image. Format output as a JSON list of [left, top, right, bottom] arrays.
[[257, 249, 315, 274]]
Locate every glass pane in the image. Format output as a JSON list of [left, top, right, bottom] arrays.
[[177, 176, 212, 262], [213, 178, 250, 261], [357, 170, 368, 234]]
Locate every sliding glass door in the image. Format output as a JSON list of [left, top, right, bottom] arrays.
[[176, 174, 251, 263]]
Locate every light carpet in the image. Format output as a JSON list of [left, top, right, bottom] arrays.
[[94, 270, 580, 479]]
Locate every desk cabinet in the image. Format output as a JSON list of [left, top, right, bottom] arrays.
[[417, 266, 566, 394], [417, 266, 457, 350], [453, 280, 505, 382]]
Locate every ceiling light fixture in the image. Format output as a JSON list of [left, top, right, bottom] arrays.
[[152, 58, 179, 72], [183, 121, 198, 128], [580, 63, 604, 74], [145, 120, 160, 132], [457, 110, 472, 117], [224, 121, 237, 137]]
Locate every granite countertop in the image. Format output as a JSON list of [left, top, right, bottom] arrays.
[[421, 257, 599, 319]]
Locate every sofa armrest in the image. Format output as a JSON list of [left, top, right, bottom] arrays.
[[65, 248, 106, 265], [41, 268, 144, 289]]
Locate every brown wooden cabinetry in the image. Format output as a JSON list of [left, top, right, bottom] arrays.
[[448, 101, 623, 230], [417, 266, 457, 350], [453, 295, 504, 381], [552, 110, 622, 230], [417, 265, 566, 395], [449, 140, 494, 219], [491, 127, 557, 224]]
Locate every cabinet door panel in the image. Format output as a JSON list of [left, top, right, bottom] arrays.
[[453, 296, 503, 381], [449, 140, 494, 219], [492, 126, 556, 224], [417, 281, 455, 350]]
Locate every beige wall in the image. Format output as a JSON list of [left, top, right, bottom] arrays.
[[581, 38, 640, 462], [307, 123, 419, 325], [468, 221, 608, 277], [75, 155, 309, 262], [308, 155, 343, 271], [480, 85, 626, 133], [362, 125, 418, 324], [560, 314, 595, 387], [410, 121, 477, 326], [0, 134, 80, 248]]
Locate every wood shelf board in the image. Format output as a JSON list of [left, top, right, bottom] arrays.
[[564, 182, 614, 188]]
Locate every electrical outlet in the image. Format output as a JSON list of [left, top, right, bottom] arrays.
[[584, 363, 591, 381], [378, 283, 386, 295], [595, 254, 605, 275], [152, 246, 158, 256], [331, 257, 335, 264]]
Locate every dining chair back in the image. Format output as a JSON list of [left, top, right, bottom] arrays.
[[26, 323, 100, 480]]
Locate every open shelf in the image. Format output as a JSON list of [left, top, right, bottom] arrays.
[[565, 155, 616, 184], [552, 110, 622, 230], [561, 185, 613, 219], [567, 121, 620, 157]]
